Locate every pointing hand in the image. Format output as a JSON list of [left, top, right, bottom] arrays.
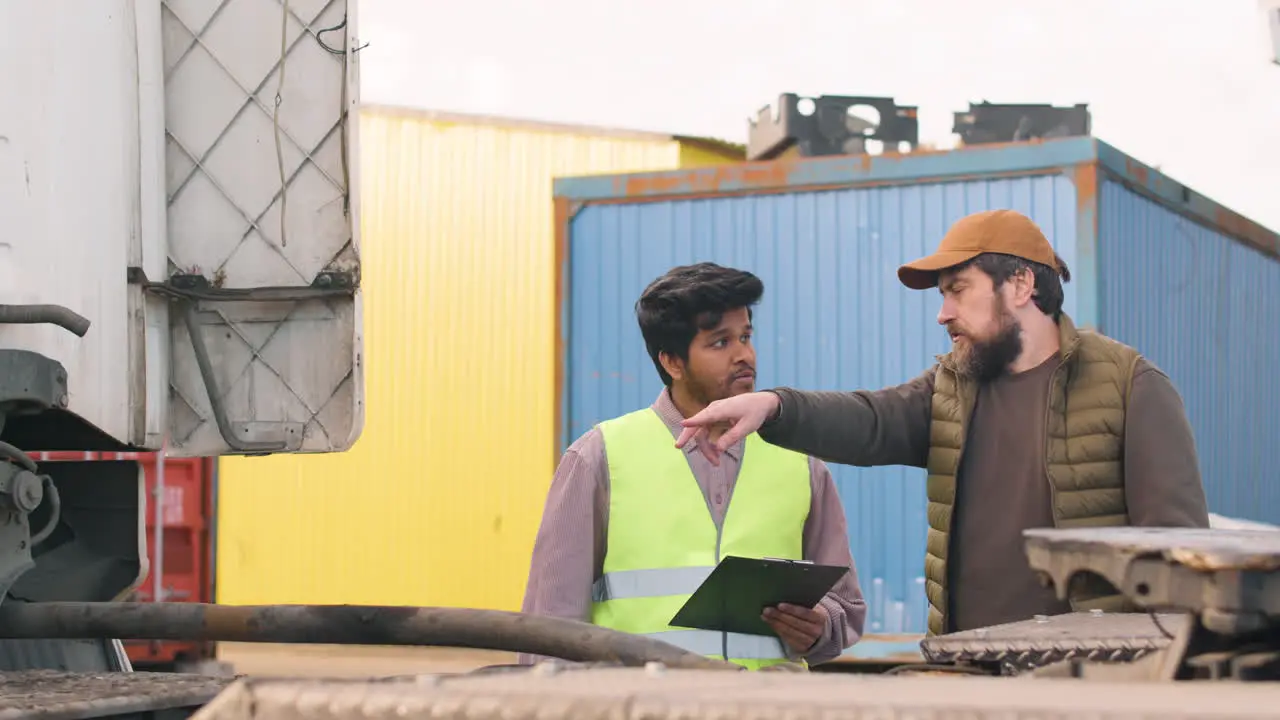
[[674, 392, 781, 465]]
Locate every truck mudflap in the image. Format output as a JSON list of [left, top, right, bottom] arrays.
[[0, 670, 230, 720], [190, 665, 1280, 720]]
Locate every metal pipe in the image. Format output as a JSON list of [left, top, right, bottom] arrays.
[[0, 304, 91, 337], [0, 602, 741, 671]]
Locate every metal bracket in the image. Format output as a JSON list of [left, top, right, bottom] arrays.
[[0, 444, 60, 602], [181, 305, 295, 454], [747, 93, 920, 161], [952, 101, 1091, 145], [129, 269, 356, 453], [1022, 527, 1280, 681], [128, 268, 358, 302]]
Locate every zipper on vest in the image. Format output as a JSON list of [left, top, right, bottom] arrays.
[[944, 377, 975, 635], [1043, 365, 1064, 527]]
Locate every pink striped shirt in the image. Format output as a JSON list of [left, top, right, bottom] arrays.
[[519, 388, 867, 665]]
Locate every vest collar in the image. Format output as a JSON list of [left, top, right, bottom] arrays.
[[1055, 312, 1082, 361]]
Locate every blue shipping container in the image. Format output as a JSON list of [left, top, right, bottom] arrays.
[[550, 137, 1280, 637]]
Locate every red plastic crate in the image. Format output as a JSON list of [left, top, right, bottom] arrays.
[[33, 451, 215, 669]]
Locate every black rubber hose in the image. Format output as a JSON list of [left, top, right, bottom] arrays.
[[0, 304, 90, 337], [0, 602, 742, 671]]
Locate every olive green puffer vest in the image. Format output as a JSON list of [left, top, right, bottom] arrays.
[[924, 313, 1143, 636]]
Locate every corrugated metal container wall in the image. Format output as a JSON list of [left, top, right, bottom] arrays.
[[215, 106, 737, 611], [553, 137, 1280, 636], [1094, 162, 1280, 523]]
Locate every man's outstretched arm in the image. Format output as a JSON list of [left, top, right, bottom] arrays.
[[759, 368, 936, 469], [676, 367, 937, 469]]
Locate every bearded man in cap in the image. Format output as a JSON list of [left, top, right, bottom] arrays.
[[674, 209, 1210, 637]]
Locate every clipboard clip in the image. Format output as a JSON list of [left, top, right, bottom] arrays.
[[762, 557, 814, 565]]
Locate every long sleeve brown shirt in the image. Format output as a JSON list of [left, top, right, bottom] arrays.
[[759, 355, 1210, 632], [519, 389, 867, 665]]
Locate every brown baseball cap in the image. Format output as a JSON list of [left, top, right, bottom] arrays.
[[897, 209, 1060, 290]]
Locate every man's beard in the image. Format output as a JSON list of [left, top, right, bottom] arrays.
[[683, 371, 752, 445], [686, 373, 750, 405], [952, 306, 1023, 383]]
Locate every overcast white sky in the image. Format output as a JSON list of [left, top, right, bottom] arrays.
[[357, 0, 1280, 231]]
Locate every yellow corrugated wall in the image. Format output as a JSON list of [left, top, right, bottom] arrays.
[[678, 143, 745, 167], [214, 107, 693, 611]]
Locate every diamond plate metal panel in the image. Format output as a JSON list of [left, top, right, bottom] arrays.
[[920, 611, 1178, 673], [161, 0, 362, 456]]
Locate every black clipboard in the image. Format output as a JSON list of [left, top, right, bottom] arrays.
[[668, 555, 849, 637]]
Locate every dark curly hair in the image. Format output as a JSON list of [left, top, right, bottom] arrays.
[[635, 263, 764, 386], [954, 252, 1072, 320]]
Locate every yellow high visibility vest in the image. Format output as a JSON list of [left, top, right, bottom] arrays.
[[590, 407, 812, 670]]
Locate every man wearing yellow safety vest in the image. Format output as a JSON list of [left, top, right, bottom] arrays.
[[520, 263, 867, 669]]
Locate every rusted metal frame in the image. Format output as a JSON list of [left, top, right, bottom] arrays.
[[569, 168, 1070, 208], [1068, 162, 1101, 330], [552, 136, 1098, 204], [1094, 142, 1280, 261], [1022, 527, 1280, 680], [552, 197, 580, 460]]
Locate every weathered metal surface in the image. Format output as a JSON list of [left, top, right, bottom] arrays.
[[553, 137, 1280, 268], [1024, 528, 1280, 634], [554, 137, 1096, 201], [160, 0, 364, 457], [746, 93, 919, 161], [1022, 528, 1280, 682], [0, 603, 738, 671], [1027, 527, 1280, 573], [1098, 177, 1280, 526], [952, 102, 1091, 145], [192, 666, 1280, 720], [921, 611, 1180, 672], [0, 670, 229, 720], [1095, 143, 1278, 259]]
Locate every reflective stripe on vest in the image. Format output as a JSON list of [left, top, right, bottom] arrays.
[[590, 407, 811, 668], [640, 630, 787, 660], [591, 566, 713, 602]]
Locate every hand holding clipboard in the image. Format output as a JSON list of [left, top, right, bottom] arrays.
[[668, 556, 849, 639]]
